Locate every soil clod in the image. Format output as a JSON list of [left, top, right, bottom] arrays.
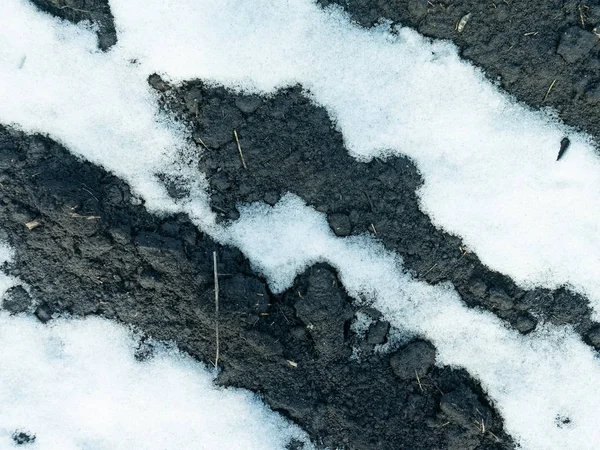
[[12, 431, 35, 445], [2, 286, 32, 314]]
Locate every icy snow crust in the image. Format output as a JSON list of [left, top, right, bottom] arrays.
[[0, 247, 311, 450], [2, 0, 600, 449]]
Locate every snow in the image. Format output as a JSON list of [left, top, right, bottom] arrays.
[[0, 0, 210, 223], [0, 313, 312, 450], [2, 0, 600, 449], [0, 246, 311, 450], [227, 194, 600, 450], [111, 0, 600, 315], [2, 0, 600, 317]]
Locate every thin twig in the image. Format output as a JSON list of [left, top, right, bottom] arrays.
[[195, 136, 209, 150], [213, 251, 220, 369], [277, 305, 290, 324], [55, 4, 91, 14], [233, 129, 247, 169], [423, 262, 438, 276], [416, 370, 424, 392], [544, 79, 557, 102], [80, 183, 99, 203], [488, 430, 501, 442]]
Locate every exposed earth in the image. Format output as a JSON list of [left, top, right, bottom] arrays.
[[4, 0, 600, 448], [0, 126, 513, 449]]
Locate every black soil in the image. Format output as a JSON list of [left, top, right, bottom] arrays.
[[160, 79, 600, 343], [0, 127, 513, 449]]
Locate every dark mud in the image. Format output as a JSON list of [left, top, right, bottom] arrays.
[[159, 79, 600, 344], [0, 127, 513, 449]]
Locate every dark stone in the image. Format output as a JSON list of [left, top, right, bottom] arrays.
[[327, 213, 352, 237], [515, 314, 537, 334], [12, 431, 35, 445], [557, 137, 570, 161], [34, 303, 52, 324], [363, 306, 383, 320], [148, 74, 171, 92], [366, 320, 390, 345]]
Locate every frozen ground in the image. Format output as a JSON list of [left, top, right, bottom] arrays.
[[2, 0, 600, 449]]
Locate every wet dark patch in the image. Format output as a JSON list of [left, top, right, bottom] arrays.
[[28, 0, 116, 50], [159, 79, 599, 342], [0, 126, 514, 449]]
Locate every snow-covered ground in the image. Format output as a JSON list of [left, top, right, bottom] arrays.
[[0, 246, 312, 450], [2, 0, 600, 449]]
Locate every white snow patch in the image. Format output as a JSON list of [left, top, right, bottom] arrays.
[[226, 194, 600, 450], [0, 313, 311, 450], [0, 243, 311, 450], [110, 0, 600, 315]]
